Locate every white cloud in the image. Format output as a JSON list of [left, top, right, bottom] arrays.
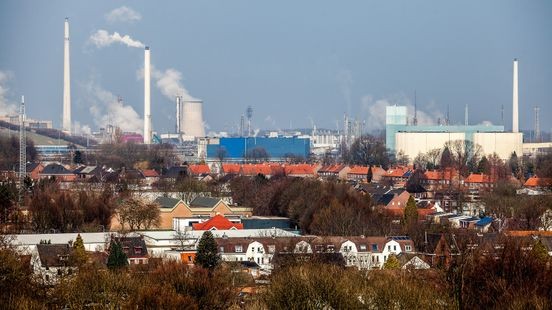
[[105, 6, 142, 24], [360, 93, 445, 131], [0, 71, 17, 116], [88, 30, 145, 49], [83, 80, 143, 133]]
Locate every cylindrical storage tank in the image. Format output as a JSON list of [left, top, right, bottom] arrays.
[[182, 100, 205, 137]]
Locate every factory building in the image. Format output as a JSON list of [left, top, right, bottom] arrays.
[[386, 59, 524, 162], [202, 137, 310, 162]]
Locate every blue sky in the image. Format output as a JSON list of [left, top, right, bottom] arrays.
[[0, 1, 551, 134]]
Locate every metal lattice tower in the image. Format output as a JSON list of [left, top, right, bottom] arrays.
[[534, 106, 540, 142], [246, 106, 253, 137], [19, 95, 26, 206], [413, 90, 418, 126]]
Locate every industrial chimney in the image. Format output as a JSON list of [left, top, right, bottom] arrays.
[[144, 47, 152, 144], [175, 96, 182, 135], [62, 18, 71, 134], [512, 58, 519, 133], [181, 100, 205, 137]]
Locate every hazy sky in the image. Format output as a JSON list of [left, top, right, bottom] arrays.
[[0, 1, 551, 134]]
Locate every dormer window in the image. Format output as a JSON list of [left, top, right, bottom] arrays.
[[134, 247, 142, 255], [235, 245, 243, 253]]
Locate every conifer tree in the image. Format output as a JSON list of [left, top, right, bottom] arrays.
[[403, 196, 418, 226], [367, 165, 373, 183], [383, 254, 400, 269], [107, 239, 128, 270], [71, 234, 87, 266], [531, 239, 549, 262], [195, 231, 221, 271]]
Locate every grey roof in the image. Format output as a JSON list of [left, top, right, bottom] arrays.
[[42, 163, 73, 175], [189, 196, 221, 208], [26, 162, 41, 172], [36, 244, 74, 267], [154, 197, 182, 209], [112, 236, 148, 258]]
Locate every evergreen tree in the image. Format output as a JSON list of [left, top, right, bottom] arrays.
[[440, 147, 453, 169], [383, 254, 400, 270], [195, 231, 221, 271], [107, 239, 128, 270], [531, 239, 549, 262], [71, 234, 87, 266], [477, 156, 489, 174], [367, 165, 373, 183], [73, 150, 84, 164], [403, 196, 418, 226], [509, 152, 521, 178]]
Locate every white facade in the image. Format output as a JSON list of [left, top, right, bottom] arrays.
[[395, 132, 465, 161], [473, 132, 523, 161]]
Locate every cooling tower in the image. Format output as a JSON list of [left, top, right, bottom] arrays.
[[62, 18, 71, 134], [181, 100, 205, 137]]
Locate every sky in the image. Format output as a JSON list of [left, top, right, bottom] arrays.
[[0, 1, 551, 135]]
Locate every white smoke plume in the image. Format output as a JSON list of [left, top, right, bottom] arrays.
[[151, 68, 196, 101], [83, 80, 143, 133], [0, 71, 17, 116], [337, 69, 353, 115], [361, 94, 444, 131], [88, 30, 145, 48], [105, 6, 142, 23]]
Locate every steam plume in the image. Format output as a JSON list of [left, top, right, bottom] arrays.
[[89, 30, 145, 48], [0, 71, 17, 116]]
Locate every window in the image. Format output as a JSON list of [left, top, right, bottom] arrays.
[[372, 244, 378, 251], [268, 245, 276, 253], [188, 256, 193, 262], [134, 247, 142, 255], [405, 245, 412, 252], [258, 247, 263, 253], [235, 245, 243, 253], [388, 245, 391, 251], [393, 245, 396, 251], [219, 246, 224, 253], [327, 245, 335, 252], [360, 245, 367, 251]]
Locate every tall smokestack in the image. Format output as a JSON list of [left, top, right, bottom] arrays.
[[512, 58, 519, 133], [144, 47, 152, 144], [62, 18, 71, 134]]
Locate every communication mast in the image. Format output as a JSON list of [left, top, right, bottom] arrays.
[[534, 106, 540, 142], [19, 95, 26, 206], [246, 106, 253, 137]]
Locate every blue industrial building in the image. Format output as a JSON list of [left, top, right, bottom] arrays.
[[206, 137, 310, 161]]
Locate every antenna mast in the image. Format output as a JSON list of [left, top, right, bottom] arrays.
[[534, 106, 540, 142], [413, 90, 418, 125], [19, 96, 26, 206]]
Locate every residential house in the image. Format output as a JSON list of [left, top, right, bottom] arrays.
[[192, 214, 244, 230], [283, 164, 319, 178], [187, 164, 211, 178], [73, 165, 101, 180], [222, 163, 241, 175], [112, 236, 149, 265], [26, 162, 44, 180], [524, 175, 552, 189], [317, 164, 350, 180], [33, 243, 76, 284], [419, 233, 459, 267], [39, 163, 76, 182], [141, 169, 160, 187], [380, 166, 412, 186]]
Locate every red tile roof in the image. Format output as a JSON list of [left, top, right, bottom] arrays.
[[423, 169, 457, 181], [348, 165, 369, 175], [284, 164, 317, 176], [222, 163, 241, 174], [464, 173, 494, 184], [188, 164, 210, 175], [318, 164, 346, 173], [524, 176, 552, 187], [141, 169, 159, 177], [192, 215, 243, 230], [384, 167, 409, 178], [241, 164, 272, 176]]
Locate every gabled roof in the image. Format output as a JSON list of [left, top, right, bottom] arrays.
[[348, 165, 369, 175], [284, 164, 317, 176], [524, 176, 552, 187], [423, 169, 457, 181], [384, 167, 410, 178], [318, 164, 346, 174], [192, 215, 243, 230], [36, 244, 74, 267], [189, 196, 221, 209], [41, 163, 74, 175], [25, 162, 42, 173], [188, 164, 210, 175], [77, 166, 99, 175], [163, 166, 188, 179], [476, 217, 493, 226], [222, 163, 241, 174], [464, 173, 494, 184], [241, 164, 272, 176], [113, 236, 148, 258], [142, 169, 159, 177], [154, 197, 183, 209]]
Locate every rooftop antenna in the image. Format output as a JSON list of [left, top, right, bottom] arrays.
[[19, 95, 26, 206], [464, 104, 468, 126], [534, 106, 540, 142], [413, 90, 418, 126], [501, 104, 504, 126]]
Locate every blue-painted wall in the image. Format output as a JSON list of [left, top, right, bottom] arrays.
[[207, 137, 310, 161]]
